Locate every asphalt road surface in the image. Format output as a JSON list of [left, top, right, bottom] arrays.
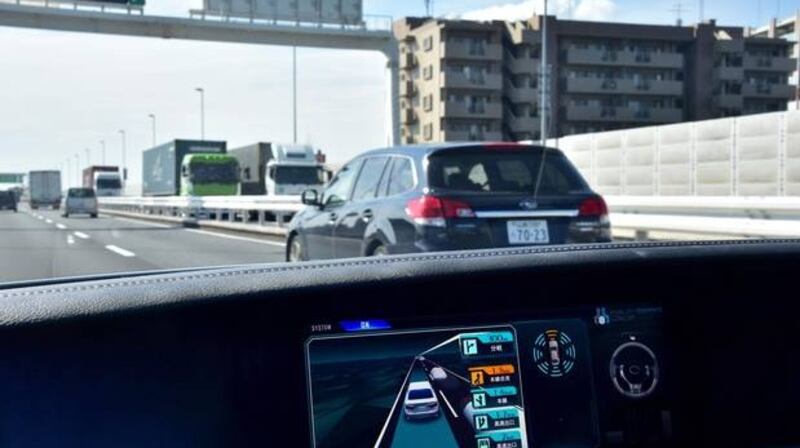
[[0, 206, 287, 283]]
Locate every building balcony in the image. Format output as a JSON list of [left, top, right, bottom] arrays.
[[565, 105, 683, 123], [564, 77, 683, 96], [400, 80, 417, 97], [440, 71, 503, 90], [506, 85, 538, 103], [442, 130, 503, 142], [565, 48, 684, 68], [743, 55, 796, 72], [714, 93, 743, 109], [742, 83, 796, 98], [715, 40, 744, 53], [507, 115, 539, 133], [505, 57, 537, 74], [401, 109, 417, 124], [441, 41, 502, 60], [441, 101, 503, 119], [400, 52, 416, 69], [715, 65, 744, 80]]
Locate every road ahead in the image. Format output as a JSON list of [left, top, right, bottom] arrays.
[[0, 206, 286, 283]]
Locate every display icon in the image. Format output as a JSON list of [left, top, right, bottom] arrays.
[[462, 338, 479, 356], [477, 438, 491, 448], [473, 392, 487, 408], [471, 370, 485, 386], [475, 415, 489, 430]]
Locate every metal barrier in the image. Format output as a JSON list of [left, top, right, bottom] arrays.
[[100, 194, 800, 241], [99, 196, 303, 236], [607, 196, 800, 240]]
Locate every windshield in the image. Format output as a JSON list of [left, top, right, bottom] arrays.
[[274, 166, 325, 185], [407, 389, 433, 400], [68, 188, 95, 198], [428, 149, 589, 195], [0, 0, 789, 289], [189, 163, 240, 184], [96, 178, 121, 189]]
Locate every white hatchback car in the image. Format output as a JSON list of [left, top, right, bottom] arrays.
[[62, 188, 98, 218], [403, 381, 440, 420]]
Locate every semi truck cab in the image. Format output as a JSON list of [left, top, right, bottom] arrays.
[[94, 172, 123, 197], [180, 154, 240, 196], [265, 145, 326, 196]]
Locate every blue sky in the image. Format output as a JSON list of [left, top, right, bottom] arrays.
[[2, 0, 799, 189]]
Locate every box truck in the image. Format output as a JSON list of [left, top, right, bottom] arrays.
[[230, 143, 327, 196], [28, 170, 62, 209], [142, 139, 240, 196], [83, 166, 123, 197]]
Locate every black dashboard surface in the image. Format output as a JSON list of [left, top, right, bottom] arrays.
[[1, 240, 800, 447]]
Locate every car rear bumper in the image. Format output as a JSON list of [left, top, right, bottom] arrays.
[[403, 405, 439, 419], [65, 206, 98, 214]]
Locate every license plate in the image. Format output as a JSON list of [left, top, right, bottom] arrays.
[[507, 220, 550, 245]]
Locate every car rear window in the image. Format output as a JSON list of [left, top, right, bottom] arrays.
[[68, 188, 95, 198], [427, 148, 589, 195], [408, 388, 433, 400]]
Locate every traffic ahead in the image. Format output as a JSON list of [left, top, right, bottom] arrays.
[[286, 143, 611, 261]]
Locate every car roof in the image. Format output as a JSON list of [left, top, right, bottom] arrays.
[[408, 381, 433, 390], [356, 142, 555, 159]]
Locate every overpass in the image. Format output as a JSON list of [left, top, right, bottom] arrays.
[[0, 0, 400, 144]]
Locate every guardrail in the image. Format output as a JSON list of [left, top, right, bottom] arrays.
[[607, 196, 800, 240], [99, 196, 304, 236], [99, 194, 800, 241]]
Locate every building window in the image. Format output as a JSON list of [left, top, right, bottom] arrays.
[[423, 36, 433, 51], [423, 65, 433, 80], [423, 123, 433, 140], [423, 94, 433, 111]]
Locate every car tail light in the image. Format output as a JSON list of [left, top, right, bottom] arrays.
[[406, 195, 475, 227], [578, 196, 608, 218]]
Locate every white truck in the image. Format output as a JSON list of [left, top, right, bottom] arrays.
[[28, 170, 62, 210], [230, 143, 328, 196]]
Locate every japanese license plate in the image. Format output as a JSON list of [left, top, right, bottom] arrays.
[[507, 220, 550, 245]]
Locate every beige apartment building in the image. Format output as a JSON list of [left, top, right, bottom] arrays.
[[394, 15, 796, 144]]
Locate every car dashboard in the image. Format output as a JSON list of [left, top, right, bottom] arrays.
[[0, 240, 799, 447]]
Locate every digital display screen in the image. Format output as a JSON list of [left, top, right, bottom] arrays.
[[306, 306, 667, 448]]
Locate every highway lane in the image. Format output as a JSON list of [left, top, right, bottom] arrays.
[[0, 206, 287, 283]]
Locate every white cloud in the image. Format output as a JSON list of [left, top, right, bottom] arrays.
[[458, 0, 617, 22]]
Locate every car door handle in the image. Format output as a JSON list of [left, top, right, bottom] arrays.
[[328, 212, 338, 223], [361, 209, 374, 223]]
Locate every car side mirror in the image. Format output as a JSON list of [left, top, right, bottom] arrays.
[[301, 189, 321, 207]]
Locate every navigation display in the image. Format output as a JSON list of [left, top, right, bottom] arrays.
[[306, 305, 667, 448], [307, 327, 529, 448]]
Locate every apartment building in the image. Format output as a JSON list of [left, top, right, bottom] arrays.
[[750, 13, 800, 109], [394, 15, 796, 143]]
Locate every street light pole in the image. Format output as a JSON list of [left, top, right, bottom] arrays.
[[540, 0, 548, 145], [148, 113, 157, 146], [195, 87, 205, 140], [293, 46, 298, 144], [118, 130, 127, 185], [74, 153, 80, 187]]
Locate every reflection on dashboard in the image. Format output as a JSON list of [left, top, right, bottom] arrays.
[[305, 305, 667, 448]]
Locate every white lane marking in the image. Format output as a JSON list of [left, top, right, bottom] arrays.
[[56, 223, 67, 230], [105, 245, 135, 257], [36, 215, 44, 220], [438, 390, 458, 418], [373, 361, 416, 448], [184, 228, 285, 247], [107, 215, 174, 229], [45, 219, 53, 224], [74, 231, 90, 240], [67, 235, 75, 245]]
